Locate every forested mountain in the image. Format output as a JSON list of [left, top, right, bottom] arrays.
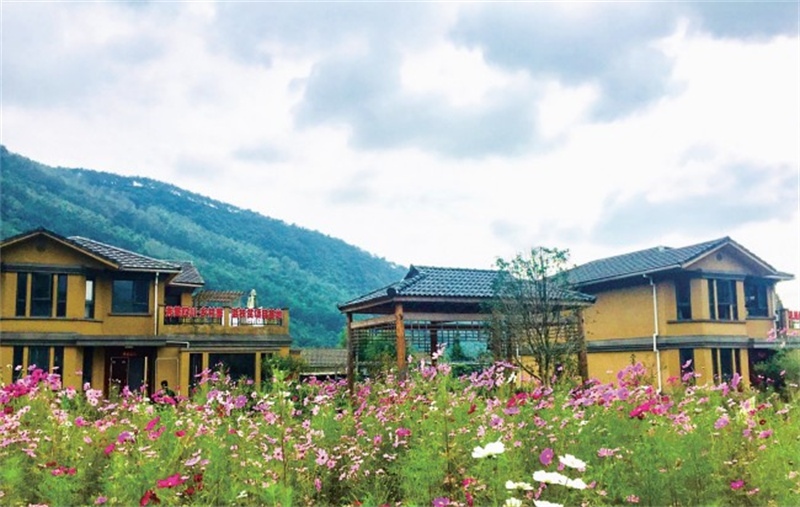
[[0, 146, 406, 346]]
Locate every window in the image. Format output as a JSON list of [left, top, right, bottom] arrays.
[[679, 348, 694, 374], [28, 346, 50, 371], [82, 347, 94, 386], [13, 347, 24, 381], [85, 279, 95, 319], [15, 273, 28, 316], [708, 279, 738, 321], [112, 279, 150, 314], [744, 281, 769, 317], [56, 276, 68, 317], [208, 353, 255, 381], [189, 353, 203, 390], [675, 279, 692, 320], [30, 273, 53, 317], [711, 348, 741, 383]]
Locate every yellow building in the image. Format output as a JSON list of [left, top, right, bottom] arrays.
[[0, 228, 292, 395], [567, 237, 794, 389]]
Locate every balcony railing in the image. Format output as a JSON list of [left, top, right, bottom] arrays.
[[159, 306, 289, 335]]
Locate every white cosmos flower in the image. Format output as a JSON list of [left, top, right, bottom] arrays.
[[559, 454, 587, 470], [504, 498, 522, 507], [567, 478, 588, 490], [472, 440, 505, 459], [533, 501, 564, 507], [533, 470, 570, 486], [505, 481, 534, 491], [532, 471, 586, 490]]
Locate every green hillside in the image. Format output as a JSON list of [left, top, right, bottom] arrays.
[[0, 146, 406, 346]]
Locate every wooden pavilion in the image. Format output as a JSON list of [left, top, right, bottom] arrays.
[[338, 265, 595, 390]]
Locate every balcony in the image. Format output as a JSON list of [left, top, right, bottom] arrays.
[[158, 305, 289, 336]]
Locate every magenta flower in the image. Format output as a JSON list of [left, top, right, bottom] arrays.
[[175, 430, 186, 437], [714, 415, 730, 429], [117, 431, 133, 444], [95, 497, 107, 505], [104, 443, 115, 456], [396, 427, 411, 438], [144, 416, 160, 432], [433, 497, 450, 507], [731, 480, 744, 490], [757, 429, 773, 439], [539, 447, 554, 466], [157, 473, 186, 489]]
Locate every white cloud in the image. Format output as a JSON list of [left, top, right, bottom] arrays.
[[2, 2, 797, 308]]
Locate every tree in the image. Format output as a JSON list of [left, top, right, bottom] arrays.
[[489, 247, 587, 387]]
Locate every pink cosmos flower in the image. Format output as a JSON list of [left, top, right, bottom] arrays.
[[396, 427, 411, 438], [433, 497, 450, 507], [315, 477, 322, 492], [597, 448, 618, 458], [539, 447, 554, 466], [144, 417, 160, 432], [175, 430, 186, 437], [626, 495, 640, 503], [757, 429, 773, 439], [104, 443, 115, 456], [731, 480, 744, 490], [714, 416, 730, 429], [156, 473, 186, 489], [95, 497, 107, 505]]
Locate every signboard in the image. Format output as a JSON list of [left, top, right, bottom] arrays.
[[163, 306, 283, 326], [787, 309, 800, 330]]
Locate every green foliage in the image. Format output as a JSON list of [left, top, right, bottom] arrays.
[[1, 365, 799, 506], [490, 246, 586, 386], [752, 349, 800, 397], [0, 146, 406, 346]]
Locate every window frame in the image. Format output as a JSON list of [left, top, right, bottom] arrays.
[[111, 278, 151, 314], [30, 273, 54, 317], [15, 273, 28, 316], [708, 278, 739, 321], [744, 280, 769, 318], [85, 278, 96, 319], [56, 275, 68, 317], [675, 278, 692, 320]]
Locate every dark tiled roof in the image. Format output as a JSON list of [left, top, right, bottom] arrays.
[[170, 261, 205, 287], [340, 265, 595, 309], [566, 237, 732, 286], [68, 236, 181, 272]]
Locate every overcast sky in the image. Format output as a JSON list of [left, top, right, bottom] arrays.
[[2, 1, 799, 308]]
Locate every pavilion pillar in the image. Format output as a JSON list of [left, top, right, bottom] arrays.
[[346, 312, 355, 395], [430, 328, 438, 366], [395, 303, 407, 376], [577, 309, 589, 382]]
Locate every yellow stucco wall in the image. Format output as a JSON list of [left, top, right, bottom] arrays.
[[156, 347, 181, 392], [584, 284, 655, 340], [0, 345, 14, 385], [688, 245, 757, 273]]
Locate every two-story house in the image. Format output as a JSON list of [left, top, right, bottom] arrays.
[[0, 228, 292, 395], [567, 237, 794, 389]]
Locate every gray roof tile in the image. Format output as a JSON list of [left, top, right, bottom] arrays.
[[340, 265, 594, 309], [566, 237, 731, 286], [68, 236, 181, 272], [170, 261, 205, 286]]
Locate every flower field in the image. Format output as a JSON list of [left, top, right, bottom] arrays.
[[1, 362, 798, 507]]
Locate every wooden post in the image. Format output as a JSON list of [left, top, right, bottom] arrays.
[[395, 303, 406, 376], [430, 328, 438, 366], [346, 312, 355, 395], [577, 309, 589, 382]]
